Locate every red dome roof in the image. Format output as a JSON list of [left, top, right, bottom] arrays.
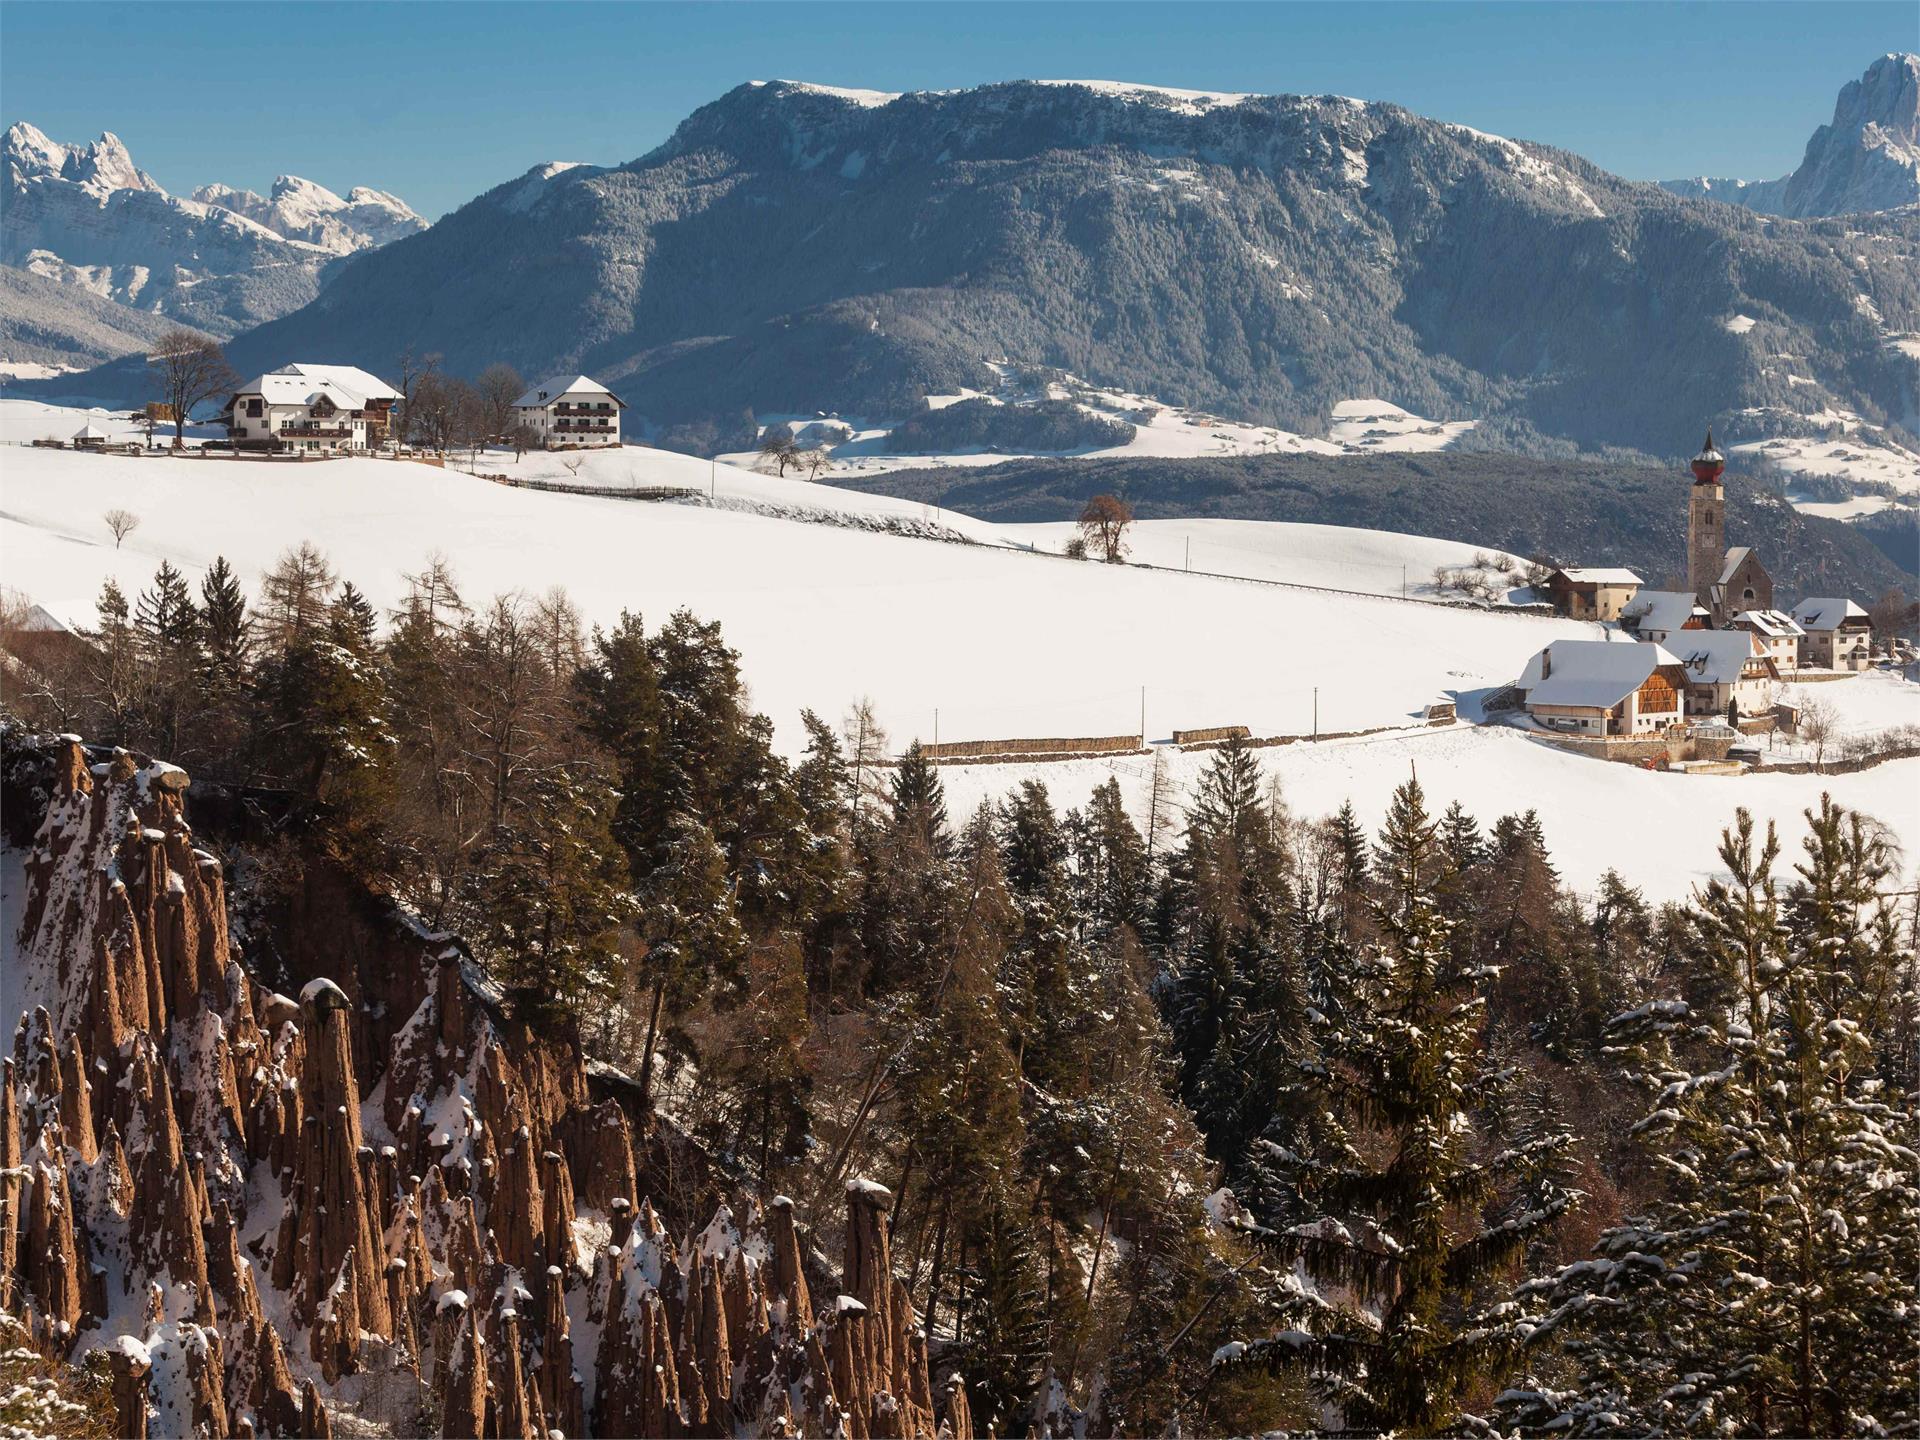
[[1691, 428, 1725, 484]]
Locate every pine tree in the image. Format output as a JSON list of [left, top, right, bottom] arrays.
[[86, 578, 138, 744], [1081, 777, 1150, 939], [1165, 744, 1301, 1176], [956, 1190, 1051, 1437], [1222, 776, 1576, 1434], [197, 556, 250, 689], [629, 812, 748, 1105], [251, 567, 392, 861], [1438, 799, 1485, 872], [1510, 803, 1920, 1437], [132, 560, 201, 756], [1325, 800, 1370, 939], [463, 763, 636, 1024], [890, 740, 951, 857]]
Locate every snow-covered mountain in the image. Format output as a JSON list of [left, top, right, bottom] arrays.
[[1663, 53, 1920, 217], [1, 122, 425, 337], [190, 173, 424, 251], [185, 74, 1919, 466]]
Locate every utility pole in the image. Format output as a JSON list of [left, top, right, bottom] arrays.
[[1402, 565, 1407, 598], [1139, 685, 1146, 740]]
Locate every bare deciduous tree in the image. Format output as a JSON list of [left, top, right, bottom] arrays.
[[1077, 492, 1134, 563], [147, 329, 235, 449], [394, 346, 442, 452], [477, 364, 525, 448], [1799, 698, 1838, 766], [759, 426, 800, 477], [103, 508, 140, 548], [511, 423, 539, 464], [410, 372, 480, 456], [800, 445, 832, 480]]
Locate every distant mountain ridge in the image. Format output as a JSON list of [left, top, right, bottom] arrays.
[[21, 74, 1920, 471], [0, 263, 203, 372], [1662, 54, 1920, 217], [1, 122, 425, 338]]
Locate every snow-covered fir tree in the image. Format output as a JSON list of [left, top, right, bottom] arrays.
[[1504, 800, 1919, 1437], [1221, 775, 1577, 1434]]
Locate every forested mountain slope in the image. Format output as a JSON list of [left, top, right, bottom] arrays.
[[72, 78, 1917, 461]]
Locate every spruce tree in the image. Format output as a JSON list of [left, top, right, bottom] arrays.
[[630, 812, 748, 1105], [463, 764, 636, 1024], [1510, 802, 1919, 1437], [890, 740, 951, 856], [197, 556, 250, 689], [87, 578, 138, 743], [132, 560, 201, 757], [1166, 743, 1301, 1177], [1325, 799, 1370, 939], [1223, 776, 1576, 1434], [957, 1190, 1051, 1437]]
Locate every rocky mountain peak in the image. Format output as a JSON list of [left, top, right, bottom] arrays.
[[1835, 52, 1919, 138], [63, 130, 163, 193], [1779, 51, 1919, 217], [1662, 52, 1920, 217]]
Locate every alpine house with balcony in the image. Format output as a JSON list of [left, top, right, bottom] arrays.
[[225, 364, 401, 453], [512, 374, 626, 449]]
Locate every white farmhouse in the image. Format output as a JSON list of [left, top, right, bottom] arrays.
[[512, 375, 625, 449], [1730, 608, 1805, 672], [226, 364, 400, 453], [1790, 598, 1872, 672], [1620, 589, 1709, 647], [1516, 639, 1687, 736], [1670, 630, 1779, 724]]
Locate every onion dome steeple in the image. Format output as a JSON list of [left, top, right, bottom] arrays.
[[1691, 427, 1726, 485]]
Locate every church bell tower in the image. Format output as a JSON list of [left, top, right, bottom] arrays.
[[1687, 429, 1726, 606]]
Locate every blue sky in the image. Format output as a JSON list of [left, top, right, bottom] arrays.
[[3, 2, 1911, 218]]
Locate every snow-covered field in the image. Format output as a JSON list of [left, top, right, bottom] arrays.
[[0, 434, 1584, 753], [933, 723, 1920, 900], [1776, 669, 1920, 742], [0, 397, 223, 445], [4, 403, 1914, 902], [1000, 518, 1533, 602], [1729, 400, 1920, 503]]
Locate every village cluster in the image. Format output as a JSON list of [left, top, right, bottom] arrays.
[[1512, 433, 1881, 760]]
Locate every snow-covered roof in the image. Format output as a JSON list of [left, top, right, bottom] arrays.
[[1554, 566, 1643, 587], [1733, 608, 1804, 638], [515, 374, 625, 409], [71, 421, 110, 440], [1792, 597, 1870, 631], [1673, 630, 1765, 684], [235, 363, 399, 408], [1718, 546, 1755, 584], [1621, 589, 1706, 634], [1523, 639, 1680, 710]]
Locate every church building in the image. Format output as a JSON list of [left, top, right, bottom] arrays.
[[1686, 430, 1773, 626]]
